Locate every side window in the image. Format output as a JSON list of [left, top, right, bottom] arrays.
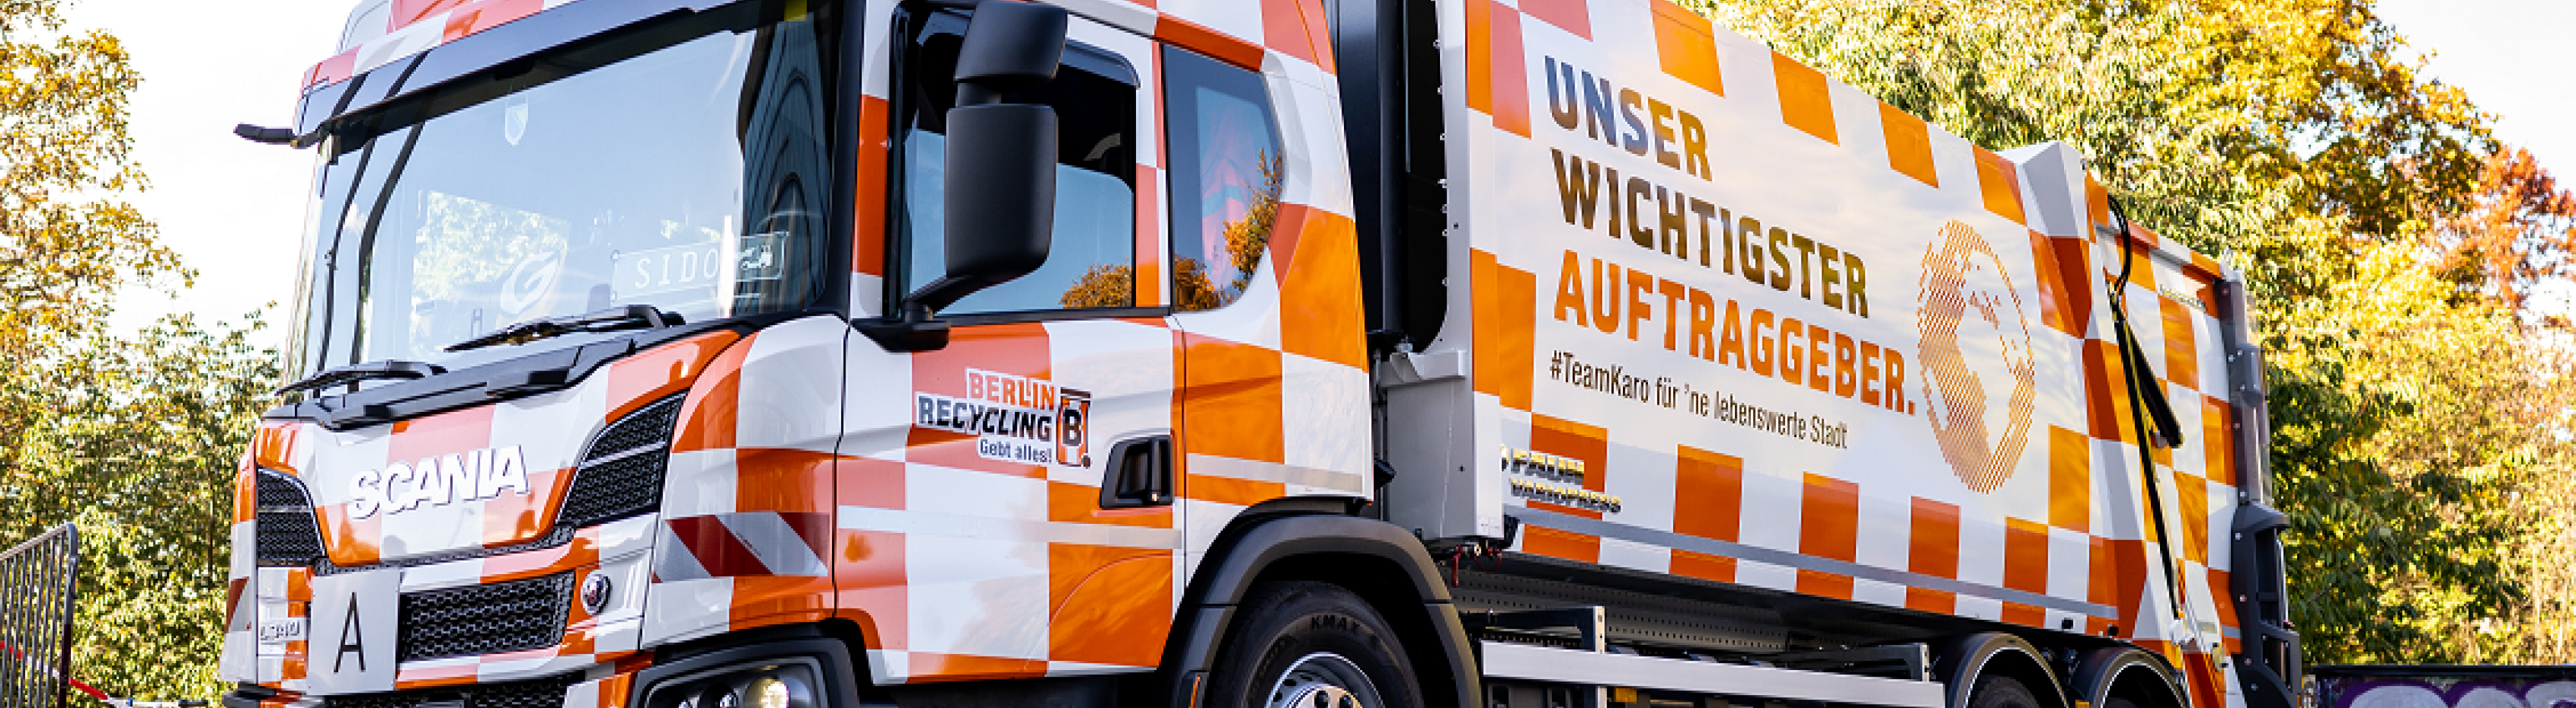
[[895, 12, 1139, 315], [1162, 46, 1282, 312]]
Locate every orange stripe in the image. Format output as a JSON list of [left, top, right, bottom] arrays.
[[1649, 0, 1723, 96], [2003, 517, 2049, 595], [1048, 480, 1174, 528], [907, 324, 1054, 476], [305, 48, 357, 88], [2202, 395, 2234, 486], [1182, 471, 1286, 507], [1530, 413, 1609, 519], [672, 333, 757, 453], [1795, 570, 1854, 599], [1879, 102, 1937, 187], [1974, 148, 2025, 225], [1908, 498, 1960, 579], [2083, 339, 2134, 443], [734, 449, 839, 514], [853, 95, 890, 277], [2001, 602, 2045, 628], [1048, 545, 1175, 666], [1154, 16, 1263, 70], [480, 466, 569, 546], [2048, 425, 2090, 532], [1673, 446, 1743, 542], [1671, 548, 1735, 583], [833, 529, 907, 651], [605, 330, 741, 423], [1798, 474, 1858, 563], [726, 577, 835, 633], [2160, 295, 2201, 389], [1521, 0, 1591, 37], [438, 0, 541, 42], [1482, 1, 1531, 136], [1470, 249, 1537, 409], [1258, 0, 1335, 71], [2175, 472, 2210, 564], [1520, 524, 1601, 563], [2027, 230, 2071, 335], [1904, 588, 1955, 614], [1772, 53, 1836, 144], [1280, 209, 1370, 368], [1179, 333, 1286, 464], [1465, 0, 1496, 119], [387, 404, 494, 464], [2085, 175, 2111, 234], [1135, 169, 1162, 307]]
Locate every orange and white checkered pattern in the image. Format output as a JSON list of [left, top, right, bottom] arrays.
[[258, 0, 1370, 696], [303, 0, 580, 90], [1439, 1, 2249, 707], [216, 326, 750, 696], [829, 0, 1368, 684]]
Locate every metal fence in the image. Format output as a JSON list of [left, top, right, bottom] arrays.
[[0, 525, 79, 708]]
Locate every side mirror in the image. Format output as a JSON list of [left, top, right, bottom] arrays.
[[860, 1, 1070, 352]]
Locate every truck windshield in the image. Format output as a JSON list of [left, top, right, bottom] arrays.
[[283, 3, 839, 381]]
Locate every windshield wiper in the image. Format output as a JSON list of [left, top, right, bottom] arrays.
[[276, 360, 446, 395], [443, 304, 684, 353]]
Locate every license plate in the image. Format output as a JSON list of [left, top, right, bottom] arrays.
[[305, 569, 400, 694]]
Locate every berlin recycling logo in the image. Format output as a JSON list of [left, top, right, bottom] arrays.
[[1913, 220, 2038, 493]]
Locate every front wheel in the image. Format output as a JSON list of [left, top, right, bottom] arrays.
[[1206, 581, 1423, 708]]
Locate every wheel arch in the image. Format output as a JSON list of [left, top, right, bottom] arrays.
[[2071, 647, 2187, 708], [1938, 632, 2072, 708], [1161, 503, 1477, 708]]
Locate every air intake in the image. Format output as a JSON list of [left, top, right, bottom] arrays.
[[324, 674, 576, 708], [554, 395, 686, 530], [396, 572, 573, 662], [253, 470, 326, 566]]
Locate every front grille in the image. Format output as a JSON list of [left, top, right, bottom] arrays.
[[397, 572, 573, 662], [554, 395, 685, 529], [324, 675, 576, 708], [254, 470, 325, 566]]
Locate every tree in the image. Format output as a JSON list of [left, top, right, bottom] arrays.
[[2428, 146, 2576, 313], [1063, 152, 1282, 310], [0, 314, 278, 698], [0, 0, 232, 696]]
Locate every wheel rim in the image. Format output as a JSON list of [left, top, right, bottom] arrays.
[[1267, 652, 1383, 708]]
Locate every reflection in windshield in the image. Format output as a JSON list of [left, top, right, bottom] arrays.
[[409, 191, 574, 350], [284, 5, 837, 378]]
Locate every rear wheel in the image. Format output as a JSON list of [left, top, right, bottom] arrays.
[[1970, 675, 2047, 708], [1206, 581, 1423, 708]]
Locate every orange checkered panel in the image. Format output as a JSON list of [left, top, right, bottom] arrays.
[[1418, 0, 2253, 669]]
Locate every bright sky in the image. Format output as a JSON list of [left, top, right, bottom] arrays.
[[67, 0, 348, 337], [71, 0, 2576, 344]]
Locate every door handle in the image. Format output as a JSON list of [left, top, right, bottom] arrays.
[[1099, 436, 1173, 508]]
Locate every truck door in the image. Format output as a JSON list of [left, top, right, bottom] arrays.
[[837, 7, 1182, 684], [1160, 42, 1374, 567]]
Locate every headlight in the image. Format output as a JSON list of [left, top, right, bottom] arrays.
[[650, 664, 817, 708], [750, 676, 791, 708]]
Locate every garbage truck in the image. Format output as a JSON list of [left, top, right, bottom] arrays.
[[219, 0, 2300, 706]]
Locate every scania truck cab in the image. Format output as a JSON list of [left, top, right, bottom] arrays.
[[222, 1, 2298, 707]]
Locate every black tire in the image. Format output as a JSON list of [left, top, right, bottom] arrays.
[[1971, 675, 2048, 708], [1205, 581, 1424, 708], [2106, 696, 2143, 708]]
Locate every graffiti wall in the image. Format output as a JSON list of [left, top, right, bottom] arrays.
[[2316, 668, 2576, 708]]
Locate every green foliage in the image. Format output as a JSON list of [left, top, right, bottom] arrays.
[[0, 0, 256, 698], [0, 314, 279, 698]]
